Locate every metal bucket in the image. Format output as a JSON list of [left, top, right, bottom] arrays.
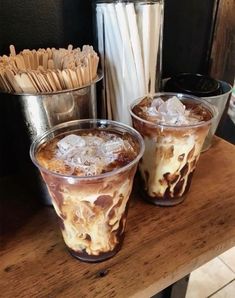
[[201, 80, 232, 151], [0, 73, 102, 205]]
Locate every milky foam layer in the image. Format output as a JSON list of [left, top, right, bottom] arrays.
[[137, 96, 205, 125]]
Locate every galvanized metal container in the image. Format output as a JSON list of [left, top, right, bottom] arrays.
[[0, 73, 102, 205]]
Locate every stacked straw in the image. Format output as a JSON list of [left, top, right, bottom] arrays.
[[0, 45, 99, 93], [96, 1, 163, 124]]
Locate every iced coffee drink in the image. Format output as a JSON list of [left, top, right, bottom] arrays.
[[130, 93, 216, 206], [30, 120, 144, 262]]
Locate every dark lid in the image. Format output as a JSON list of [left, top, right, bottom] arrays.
[[164, 73, 222, 97]]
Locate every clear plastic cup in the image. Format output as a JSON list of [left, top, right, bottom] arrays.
[[95, 0, 164, 125], [30, 119, 144, 262], [130, 93, 217, 206]]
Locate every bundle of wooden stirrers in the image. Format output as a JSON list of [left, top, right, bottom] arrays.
[[0, 45, 99, 93]]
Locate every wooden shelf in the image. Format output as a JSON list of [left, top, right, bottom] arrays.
[[1, 137, 235, 298]]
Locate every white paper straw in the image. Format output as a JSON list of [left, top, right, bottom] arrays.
[[115, 3, 139, 97], [96, 2, 162, 124], [149, 3, 161, 94], [97, 6, 112, 119], [105, 58, 116, 120], [99, 4, 122, 120], [156, 2, 164, 91], [96, 7, 113, 120], [105, 68, 113, 120], [96, 6, 108, 118], [106, 3, 128, 122], [142, 4, 151, 92], [98, 3, 132, 124], [126, 3, 146, 96]]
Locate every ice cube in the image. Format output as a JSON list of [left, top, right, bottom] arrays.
[[159, 96, 185, 116], [123, 140, 133, 151], [70, 152, 82, 166], [79, 162, 103, 176], [153, 96, 189, 125], [56, 132, 134, 177], [81, 165, 97, 176], [84, 136, 104, 146], [151, 97, 164, 109], [101, 138, 124, 154], [146, 106, 159, 116], [57, 134, 86, 154], [145, 98, 164, 118]]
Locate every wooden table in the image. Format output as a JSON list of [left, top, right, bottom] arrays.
[[1, 137, 235, 298]]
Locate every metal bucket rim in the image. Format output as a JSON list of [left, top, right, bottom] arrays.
[[30, 119, 145, 181], [0, 70, 103, 96]]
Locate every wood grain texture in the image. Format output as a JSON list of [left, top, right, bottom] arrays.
[[1, 137, 235, 298], [210, 0, 235, 84]]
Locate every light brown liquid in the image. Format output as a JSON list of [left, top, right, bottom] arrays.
[[36, 129, 139, 262], [132, 97, 213, 206]]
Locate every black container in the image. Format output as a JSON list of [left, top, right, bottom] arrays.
[[164, 73, 222, 97]]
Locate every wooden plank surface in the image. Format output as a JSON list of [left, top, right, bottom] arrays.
[[1, 137, 235, 298], [210, 0, 235, 84]]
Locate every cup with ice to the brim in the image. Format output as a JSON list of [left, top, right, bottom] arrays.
[[130, 92, 217, 206], [30, 119, 144, 262]]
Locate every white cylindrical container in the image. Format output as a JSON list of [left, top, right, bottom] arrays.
[[95, 0, 164, 125]]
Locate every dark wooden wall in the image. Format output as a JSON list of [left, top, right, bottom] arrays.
[[210, 0, 235, 144], [210, 0, 235, 84]]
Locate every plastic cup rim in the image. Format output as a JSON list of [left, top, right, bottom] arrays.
[[30, 119, 145, 181], [129, 92, 218, 129]]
